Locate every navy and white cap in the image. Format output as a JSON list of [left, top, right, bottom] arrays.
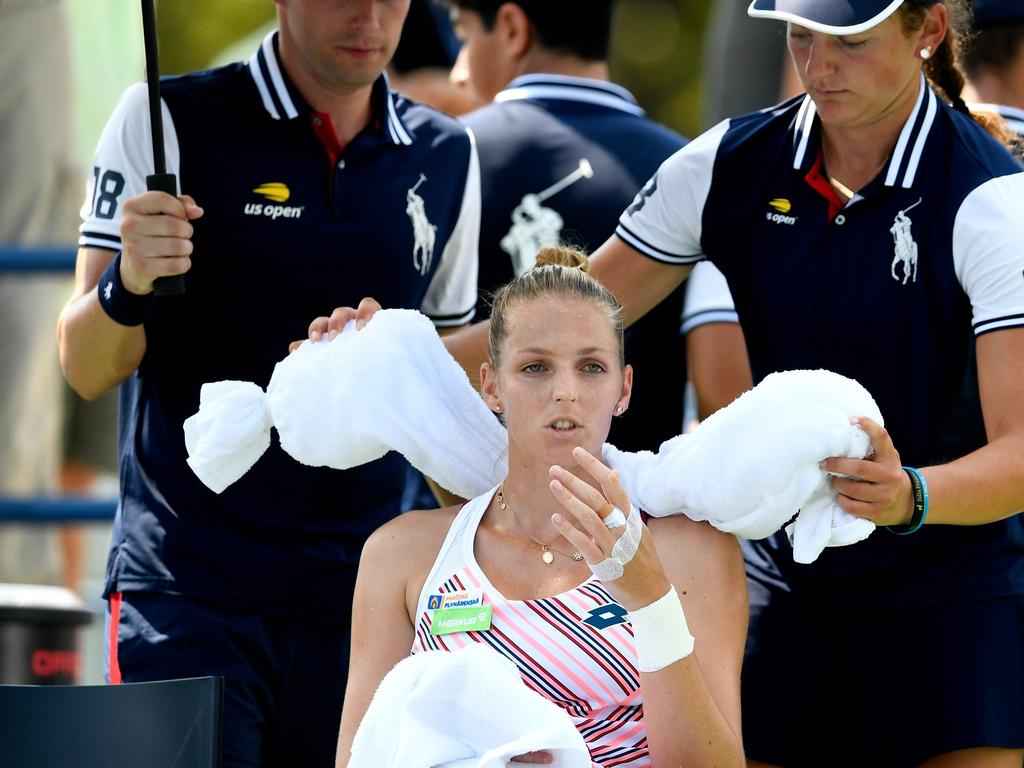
[[747, 0, 939, 34], [972, 0, 1024, 28]]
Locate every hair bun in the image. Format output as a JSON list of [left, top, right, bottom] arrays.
[[533, 245, 591, 274]]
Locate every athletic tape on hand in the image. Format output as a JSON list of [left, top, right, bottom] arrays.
[[603, 506, 627, 529], [589, 503, 642, 581]]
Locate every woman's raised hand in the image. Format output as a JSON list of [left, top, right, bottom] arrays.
[[288, 297, 382, 353], [548, 447, 670, 611]]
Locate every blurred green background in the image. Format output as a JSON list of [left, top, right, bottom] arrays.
[[150, 0, 717, 139]]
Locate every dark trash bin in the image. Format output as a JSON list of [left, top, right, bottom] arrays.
[[0, 584, 94, 685]]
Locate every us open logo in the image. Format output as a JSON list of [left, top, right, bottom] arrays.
[[766, 198, 797, 226], [244, 182, 305, 220]]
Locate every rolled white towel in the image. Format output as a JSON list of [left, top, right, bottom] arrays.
[[183, 309, 507, 497], [605, 369, 880, 563], [350, 644, 591, 768]]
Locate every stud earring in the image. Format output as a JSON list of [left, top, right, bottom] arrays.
[[614, 405, 624, 416], [919, 47, 931, 60], [494, 405, 503, 413]]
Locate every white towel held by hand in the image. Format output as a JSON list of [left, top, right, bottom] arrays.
[[184, 310, 881, 563]]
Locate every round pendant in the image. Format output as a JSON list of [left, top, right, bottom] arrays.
[[542, 549, 555, 564], [571, 551, 584, 561]]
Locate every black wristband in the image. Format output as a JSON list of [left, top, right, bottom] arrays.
[[97, 252, 155, 327], [886, 466, 929, 536]]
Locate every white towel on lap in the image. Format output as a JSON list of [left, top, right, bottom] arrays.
[[184, 309, 881, 562], [349, 644, 591, 768]]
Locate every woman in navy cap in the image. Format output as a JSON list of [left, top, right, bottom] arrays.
[[587, 0, 1024, 765], [313, 0, 1024, 764]]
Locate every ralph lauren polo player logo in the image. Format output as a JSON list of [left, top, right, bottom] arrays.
[[244, 182, 305, 220], [406, 174, 437, 275], [766, 198, 797, 226], [890, 198, 922, 285], [501, 158, 594, 276], [581, 603, 629, 630]]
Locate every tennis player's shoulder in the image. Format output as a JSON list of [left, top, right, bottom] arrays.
[[363, 505, 462, 565], [647, 515, 742, 572]]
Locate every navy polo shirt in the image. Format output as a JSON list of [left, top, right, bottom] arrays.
[[80, 32, 480, 620], [463, 74, 737, 451], [618, 78, 1024, 606]]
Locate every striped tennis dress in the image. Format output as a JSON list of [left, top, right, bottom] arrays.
[[410, 488, 649, 767]]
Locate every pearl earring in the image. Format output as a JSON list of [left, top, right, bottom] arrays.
[[614, 405, 624, 415], [919, 47, 931, 60], [494, 405, 502, 413]]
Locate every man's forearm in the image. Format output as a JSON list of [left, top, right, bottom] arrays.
[[441, 319, 490, 391], [58, 248, 147, 400]]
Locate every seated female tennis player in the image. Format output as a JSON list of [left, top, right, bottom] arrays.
[[335, 247, 747, 768]]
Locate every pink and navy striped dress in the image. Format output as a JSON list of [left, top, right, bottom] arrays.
[[411, 488, 649, 767]]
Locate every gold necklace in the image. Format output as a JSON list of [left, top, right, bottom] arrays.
[[496, 486, 584, 565]]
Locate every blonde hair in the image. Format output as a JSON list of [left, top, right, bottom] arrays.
[[488, 245, 624, 368]]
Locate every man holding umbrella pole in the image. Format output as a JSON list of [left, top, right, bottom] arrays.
[[57, 1, 480, 766]]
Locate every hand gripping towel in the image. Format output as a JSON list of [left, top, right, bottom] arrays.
[[605, 369, 880, 563]]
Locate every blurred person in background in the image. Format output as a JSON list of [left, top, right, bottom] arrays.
[[963, 0, 1024, 145], [389, 0, 482, 115], [449, 0, 751, 446]]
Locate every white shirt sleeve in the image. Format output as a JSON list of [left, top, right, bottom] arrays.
[[951, 172, 1024, 336], [420, 128, 480, 327], [680, 260, 738, 334], [79, 83, 181, 250], [615, 119, 729, 265]]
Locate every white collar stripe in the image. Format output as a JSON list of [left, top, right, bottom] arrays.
[[248, 51, 281, 120], [901, 88, 937, 188], [505, 74, 638, 102], [261, 33, 298, 119], [997, 105, 1024, 123], [387, 96, 413, 146], [494, 85, 645, 116], [885, 74, 927, 186], [381, 71, 413, 146], [793, 96, 815, 170]]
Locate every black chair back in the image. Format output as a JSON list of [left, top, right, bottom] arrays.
[[0, 675, 223, 768]]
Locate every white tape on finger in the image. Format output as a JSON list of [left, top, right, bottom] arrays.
[[603, 506, 627, 529], [589, 503, 642, 581]]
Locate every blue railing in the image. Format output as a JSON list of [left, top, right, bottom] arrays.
[[0, 245, 116, 523], [0, 245, 77, 272]]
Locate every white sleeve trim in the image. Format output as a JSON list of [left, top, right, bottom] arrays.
[[680, 261, 738, 334], [615, 119, 729, 265], [420, 128, 480, 327], [951, 173, 1024, 336], [78, 82, 181, 249]]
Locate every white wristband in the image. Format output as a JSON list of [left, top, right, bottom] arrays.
[[629, 586, 695, 672]]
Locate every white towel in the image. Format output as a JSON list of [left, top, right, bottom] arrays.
[[182, 310, 508, 497], [183, 310, 880, 562], [349, 644, 591, 768], [605, 369, 879, 563]]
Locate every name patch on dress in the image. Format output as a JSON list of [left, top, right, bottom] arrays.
[[426, 590, 484, 610], [430, 606, 493, 635]]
